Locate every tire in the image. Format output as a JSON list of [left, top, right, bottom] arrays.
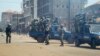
[[90, 40, 96, 49], [75, 39, 80, 47], [37, 37, 45, 43]]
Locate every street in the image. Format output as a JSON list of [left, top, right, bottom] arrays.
[[0, 32, 100, 56]]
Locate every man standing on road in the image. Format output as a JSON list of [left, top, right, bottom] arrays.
[[5, 24, 12, 43], [45, 19, 51, 45], [59, 24, 64, 46]]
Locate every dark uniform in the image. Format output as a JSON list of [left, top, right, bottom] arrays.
[[45, 23, 50, 45], [5, 24, 12, 43], [44, 19, 51, 45], [59, 25, 64, 46]]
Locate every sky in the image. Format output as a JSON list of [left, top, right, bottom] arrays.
[[0, 0, 100, 21], [87, 0, 100, 6], [0, 0, 22, 21]]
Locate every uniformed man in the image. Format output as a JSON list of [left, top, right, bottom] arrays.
[[59, 24, 64, 46], [5, 24, 12, 43], [45, 20, 51, 45]]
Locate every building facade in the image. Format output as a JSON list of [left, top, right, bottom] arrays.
[[1, 11, 24, 33], [23, 0, 39, 33], [37, 0, 87, 30], [84, 2, 100, 23], [1, 11, 13, 31], [11, 12, 23, 32]]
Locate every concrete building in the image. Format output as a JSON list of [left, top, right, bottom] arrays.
[[1, 11, 13, 31], [1, 11, 24, 32], [23, 0, 38, 27], [37, 0, 87, 30], [23, 0, 33, 28], [11, 12, 23, 32], [23, 0, 38, 33], [84, 1, 100, 23]]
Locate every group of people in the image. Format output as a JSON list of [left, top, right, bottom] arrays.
[[44, 23, 65, 46], [45, 25, 64, 46], [5, 22, 65, 46]]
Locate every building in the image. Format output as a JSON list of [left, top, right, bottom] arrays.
[[37, 0, 87, 30], [1, 11, 14, 31], [23, 0, 32, 28], [23, 0, 35, 28], [1, 11, 24, 32], [23, 0, 38, 33], [23, 0, 34, 33], [11, 12, 23, 32], [84, 1, 100, 23]]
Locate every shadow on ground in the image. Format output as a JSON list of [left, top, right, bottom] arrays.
[[69, 45, 100, 50]]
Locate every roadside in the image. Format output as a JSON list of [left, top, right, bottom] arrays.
[[0, 32, 100, 56]]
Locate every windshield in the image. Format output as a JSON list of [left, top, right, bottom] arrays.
[[90, 24, 100, 34]]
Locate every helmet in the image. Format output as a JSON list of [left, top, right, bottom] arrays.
[[8, 23, 11, 25], [7, 23, 11, 27], [60, 24, 64, 28]]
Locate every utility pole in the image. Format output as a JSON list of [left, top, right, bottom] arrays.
[[17, 13, 19, 34], [34, 0, 37, 19], [68, 0, 71, 31]]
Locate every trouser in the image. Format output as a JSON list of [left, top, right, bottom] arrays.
[[45, 34, 49, 45], [6, 33, 11, 43], [60, 34, 64, 46]]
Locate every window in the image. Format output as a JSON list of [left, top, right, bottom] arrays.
[[57, 5, 59, 8], [62, 5, 64, 8]]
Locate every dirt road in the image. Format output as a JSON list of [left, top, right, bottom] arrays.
[[0, 32, 100, 56]]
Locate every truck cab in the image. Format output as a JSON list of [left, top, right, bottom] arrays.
[[73, 14, 100, 49]]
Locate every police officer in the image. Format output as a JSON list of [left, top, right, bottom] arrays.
[[45, 20, 51, 45], [5, 24, 12, 43], [59, 24, 64, 46]]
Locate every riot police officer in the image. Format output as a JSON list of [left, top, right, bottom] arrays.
[[59, 24, 64, 46], [45, 19, 51, 45], [5, 24, 12, 43]]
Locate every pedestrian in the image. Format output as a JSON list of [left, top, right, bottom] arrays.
[[59, 24, 64, 46], [5, 24, 12, 43], [45, 20, 51, 45]]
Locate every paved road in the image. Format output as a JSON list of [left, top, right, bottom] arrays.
[[0, 32, 100, 56]]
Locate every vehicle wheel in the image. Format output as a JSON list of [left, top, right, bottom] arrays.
[[90, 40, 96, 49], [37, 37, 45, 43], [75, 39, 80, 47]]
